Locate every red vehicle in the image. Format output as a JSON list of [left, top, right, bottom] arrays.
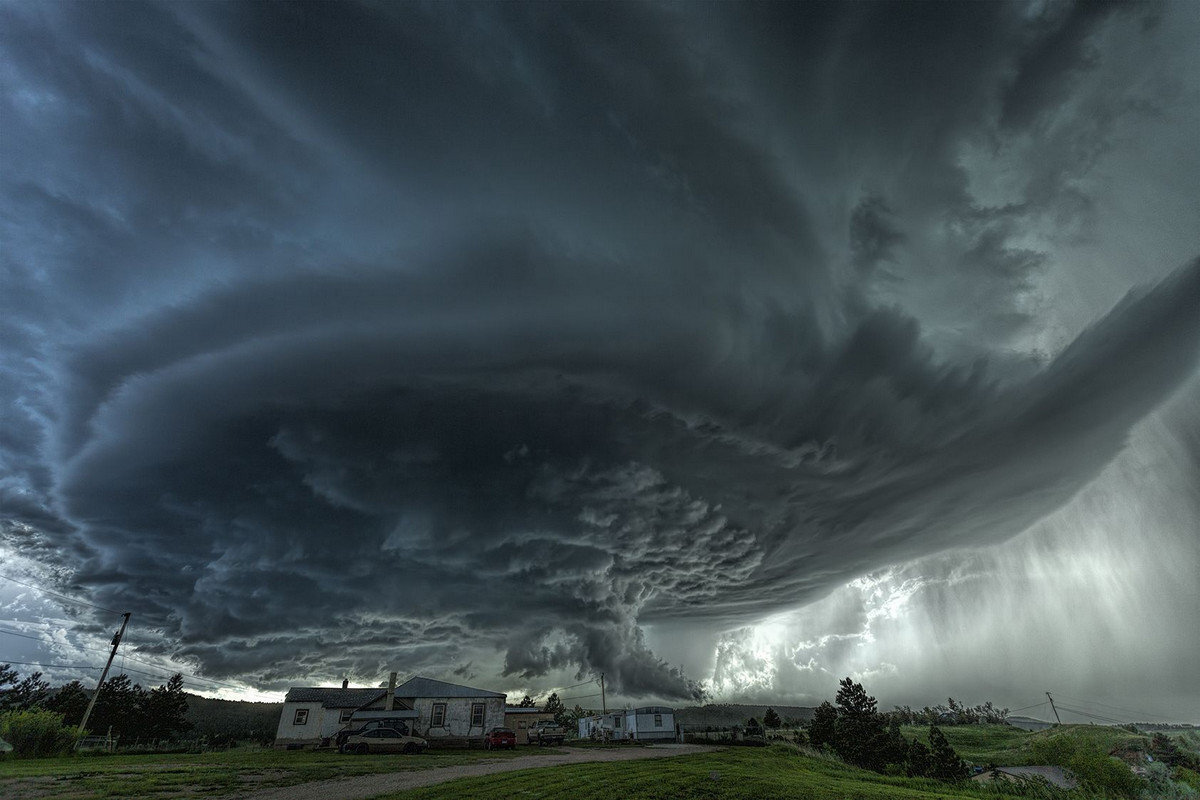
[[484, 727, 516, 750]]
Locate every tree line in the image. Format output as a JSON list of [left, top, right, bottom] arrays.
[[888, 697, 1009, 725], [1, 664, 190, 754]]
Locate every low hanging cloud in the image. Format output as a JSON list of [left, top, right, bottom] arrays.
[[1, 2, 1198, 700]]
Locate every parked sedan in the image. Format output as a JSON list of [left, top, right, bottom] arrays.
[[484, 727, 516, 750], [341, 727, 428, 755]]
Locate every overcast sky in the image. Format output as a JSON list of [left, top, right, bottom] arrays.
[[2, 1, 1198, 720]]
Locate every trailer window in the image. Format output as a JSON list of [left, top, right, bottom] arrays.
[[655, 714, 662, 727]]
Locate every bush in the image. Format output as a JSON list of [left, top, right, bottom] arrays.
[[1140, 761, 1199, 800], [0, 710, 79, 757], [1029, 733, 1145, 798]]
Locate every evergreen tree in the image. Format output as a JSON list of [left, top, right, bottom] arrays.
[[808, 701, 837, 750], [833, 677, 886, 771], [517, 695, 536, 708], [543, 692, 567, 725], [906, 738, 932, 777], [880, 714, 910, 768], [0, 667, 51, 711], [927, 726, 969, 782], [143, 674, 190, 742], [763, 707, 781, 728], [88, 674, 146, 739], [44, 681, 91, 727]]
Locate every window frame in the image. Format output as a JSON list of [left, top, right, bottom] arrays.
[[471, 702, 486, 727], [293, 708, 309, 726], [655, 714, 662, 727], [339, 710, 353, 724], [431, 702, 447, 727]]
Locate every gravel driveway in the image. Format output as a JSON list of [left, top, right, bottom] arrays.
[[243, 743, 719, 800]]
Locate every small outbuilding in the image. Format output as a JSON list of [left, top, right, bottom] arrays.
[[504, 706, 555, 744]]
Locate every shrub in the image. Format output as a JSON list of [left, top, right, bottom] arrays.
[[0, 710, 79, 757], [1029, 733, 1145, 798], [1140, 761, 1199, 800]]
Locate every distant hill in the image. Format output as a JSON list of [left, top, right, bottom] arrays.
[[184, 694, 282, 744], [675, 703, 815, 729]]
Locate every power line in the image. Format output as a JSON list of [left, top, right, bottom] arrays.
[[0, 627, 47, 643], [0, 624, 247, 692], [560, 691, 603, 701], [1055, 704, 1126, 725], [1, 660, 100, 670], [0, 573, 123, 615], [1008, 700, 1051, 714], [1057, 694, 1187, 724]]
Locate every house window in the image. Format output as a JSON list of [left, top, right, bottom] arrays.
[[613, 716, 621, 728], [339, 710, 353, 724], [655, 714, 662, 727], [431, 703, 447, 727], [471, 703, 485, 727], [293, 708, 309, 725]]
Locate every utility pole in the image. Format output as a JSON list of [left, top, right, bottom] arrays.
[[1045, 692, 1062, 726], [599, 673, 606, 715], [77, 612, 130, 739]]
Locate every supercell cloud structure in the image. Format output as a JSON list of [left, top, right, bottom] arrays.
[[1, 2, 1198, 704]]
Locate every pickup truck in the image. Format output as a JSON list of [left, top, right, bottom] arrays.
[[526, 720, 566, 746]]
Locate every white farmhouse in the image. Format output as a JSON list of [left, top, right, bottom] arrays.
[[274, 675, 506, 748], [578, 706, 677, 742]]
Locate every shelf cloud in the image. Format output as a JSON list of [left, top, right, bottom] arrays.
[[2, 1, 1198, 705]]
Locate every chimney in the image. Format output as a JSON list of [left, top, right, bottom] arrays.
[[385, 671, 397, 711], [342, 678, 348, 690]]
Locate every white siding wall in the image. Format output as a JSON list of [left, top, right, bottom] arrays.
[[275, 702, 326, 743], [414, 696, 505, 740]]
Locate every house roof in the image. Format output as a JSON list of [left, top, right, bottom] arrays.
[[395, 676, 505, 698], [505, 707, 548, 714], [283, 688, 387, 708], [284, 675, 505, 706]]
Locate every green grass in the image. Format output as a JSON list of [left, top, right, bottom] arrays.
[[903, 724, 1151, 768], [382, 744, 1066, 800], [0, 744, 562, 800], [902, 725, 1036, 765]]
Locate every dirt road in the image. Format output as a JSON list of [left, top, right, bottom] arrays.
[[243, 743, 718, 800]]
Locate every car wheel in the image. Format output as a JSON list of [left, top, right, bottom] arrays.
[[403, 742, 418, 755], [356, 743, 369, 755]]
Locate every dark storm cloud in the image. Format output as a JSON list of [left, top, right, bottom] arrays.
[[1, 1, 1197, 698]]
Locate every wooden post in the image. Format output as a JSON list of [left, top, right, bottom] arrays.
[[1046, 692, 1062, 725], [78, 612, 130, 739]]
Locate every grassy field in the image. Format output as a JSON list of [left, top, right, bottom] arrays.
[[2, 725, 1188, 800], [902, 724, 1037, 764], [902, 724, 1155, 767], [385, 744, 1050, 800], [0, 745, 560, 800]]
